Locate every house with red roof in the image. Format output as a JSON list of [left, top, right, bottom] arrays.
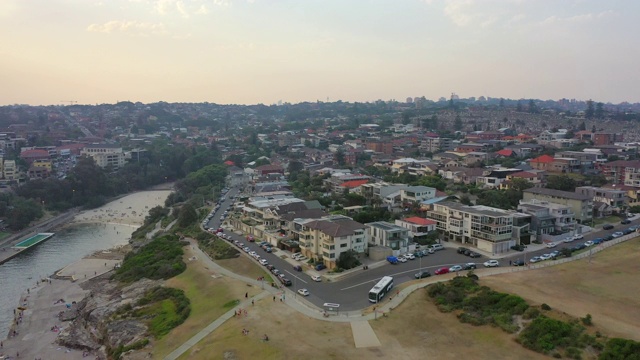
[[395, 216, 436, 241], [19, 149, 50, 165], [339, 179, 369, 193], [530, 154, 580, 173], [500, 170, 546, 189], [495, 149, 514, 158]]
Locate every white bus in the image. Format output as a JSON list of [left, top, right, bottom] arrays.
[[368, 276, 394, 303]]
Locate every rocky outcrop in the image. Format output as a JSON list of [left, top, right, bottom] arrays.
[[56, 277, 162, 359]]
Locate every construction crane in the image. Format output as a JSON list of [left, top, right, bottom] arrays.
[[60, 100, 78, 105]]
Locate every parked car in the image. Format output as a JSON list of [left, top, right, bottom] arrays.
[[386, 256, 398, 264], [449, 265, 463, 272], [512, 259, 525, 266], [572, 234, 584, 240], [621, 218, 631, 224], [415, 271, 432, 279], [602, 224, 614, 230], [529, 256, 542, 263], [430, 244, 445, 251], [259, 259, 268, 266], [315, 264, 326, 271], [398, 256, 407, 263], [483, 260, 500, 267], [468, 252, 481, 258], [457, 247, 469, 254], [612, 231, 624, 238], [266, 264, 275, 271], [271, 268, 280, 275], [593, 238, 604, 244], [293, 265, 302, 272], [297, 288, 310, 296], [405, 254, 415, 260], [563, 237, 574, 243], [545, 242, 557, 248], [434, 267, 450, 275], [280, 277, 292, 286], [539, 253, 553, 261], [463, 263, 476, 270], [583, 240, 594, 247], [311, 275, 322, 282]]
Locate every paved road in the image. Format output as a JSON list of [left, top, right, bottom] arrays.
[[202, 188, 640, 311]]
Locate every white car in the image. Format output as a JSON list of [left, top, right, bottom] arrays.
[[612, 232, 624, 238], [545, 242, 557, 248], [449, 265, 463, 272], [398, 256, 407, 263], [405, 254, 415, 260], [483, 260, 500, 267], [529, 256, 542, 263], [563, 237, 574, 243], [259, 259, 268, 266], [583, 240, 594, 247], [539, 253, 553, 261], [572, 234, 584, 241], [249, 251, 257, 257], [311, 275, 322, 282], [297, 288, 310, 296], [243, 247, 250, 252], [292, 253, 303, 260]]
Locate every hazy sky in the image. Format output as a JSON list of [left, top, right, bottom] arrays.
[[1, 0, 638, 105]]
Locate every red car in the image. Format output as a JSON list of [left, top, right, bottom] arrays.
[[434, 267, 450, 275]]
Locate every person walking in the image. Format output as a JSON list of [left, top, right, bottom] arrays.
[[245, 292, 248, 298]]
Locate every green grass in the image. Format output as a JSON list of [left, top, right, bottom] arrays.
[[593, 215, 621, 226], [0, 232, 10, 240]]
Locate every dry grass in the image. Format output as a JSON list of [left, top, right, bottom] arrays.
[[217, 254, 273, 283], [149, 247, 264, 358], [482, 237, 640, 341]]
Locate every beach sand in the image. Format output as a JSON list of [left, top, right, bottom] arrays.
[[71, 190, 172, 227], [1, 190, 172, 359]]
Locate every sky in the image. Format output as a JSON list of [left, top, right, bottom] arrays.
[[1, 0, 639, 106]]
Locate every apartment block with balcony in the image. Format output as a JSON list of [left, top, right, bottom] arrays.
[[400, 186, 436, 203], [518, 199, 576, 234], [575, 186, 626, 210], [420, 137, 453, 153], [426, 202, 517, 254], [365, 221, 410, 256], [523, 188, 593, 224], [395, 217, 436, 242], [292, 215, 367, 270], [80, 144, 125, 170]]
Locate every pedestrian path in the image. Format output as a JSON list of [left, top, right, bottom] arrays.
[[351, 321, 381, 348], [163, 291, 270, 360]]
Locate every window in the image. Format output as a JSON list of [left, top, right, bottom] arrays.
[[340, 243, 347, 248]]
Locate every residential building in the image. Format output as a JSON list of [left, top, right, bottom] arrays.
[[529, 155, 580, 173], [80, 144, 125, 169], [576, 186, 627, 211], [293, 215, 367, 270], [366, 140, 393, 154], [500, 170, 546, 189], [518, 199, 576, 234], [400, 186, 436, 203], [395, 217, 436, 242], [600, 160, 640, 185], [255, 164, 285, 177], [522, 188, 593, 224], [324, 173, 370, 194], [3, 160, 17, 180], [426, 202, 519, 254], [420, 137, 453, 153], [463, 151, 489, 165], [366, 221, 410, 256], [594, 133, 623, 146]]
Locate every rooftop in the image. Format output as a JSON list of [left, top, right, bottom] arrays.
[[523, 187, 592, 201]]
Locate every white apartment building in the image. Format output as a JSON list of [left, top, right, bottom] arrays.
[[3, 160, 16, 180], [427, 201, 517, 254], [293, 215, 367, 270], [365, 221, 410, 256], [80, 144, 125, 170], [518, 199, 576, 233], [395, 217, 437, 241]]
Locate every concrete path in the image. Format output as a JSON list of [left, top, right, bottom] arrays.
[[163, 291, 270, 360], [351, 321, 381, 348]]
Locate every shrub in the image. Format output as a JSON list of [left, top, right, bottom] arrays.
[[518, 316, 585, 354], [599, 338, 640, 360], [541, 303, 552, 311], [581, 314, 593, 326], [523, 307, 541, 320], [114, 235, 186, 283]]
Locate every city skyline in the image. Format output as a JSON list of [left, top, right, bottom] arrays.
[[1, 0, 639, 106]]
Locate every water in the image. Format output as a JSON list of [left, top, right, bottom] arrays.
[[0, 222, 135, 337]]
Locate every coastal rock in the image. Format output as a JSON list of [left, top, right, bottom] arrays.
[[56, 277, 162, 356]]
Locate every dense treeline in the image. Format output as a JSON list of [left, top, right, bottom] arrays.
[[6, 140, 221, 230], [113, 234, 187, 283]]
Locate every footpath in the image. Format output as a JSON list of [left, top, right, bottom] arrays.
[[167, 231, 640, 356]]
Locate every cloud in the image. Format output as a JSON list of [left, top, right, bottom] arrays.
[[195, 4, 209, 14], [443, 0, 475, 27], [175, 0, 189, 17], [86, 20, 167, 36], [540, 10, 616, 25]]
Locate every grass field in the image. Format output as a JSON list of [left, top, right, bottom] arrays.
[[216, 254, 273, 283], [150, 247, 264, 358], [482, 236, 640, 342], [592, 215, 621, 226]]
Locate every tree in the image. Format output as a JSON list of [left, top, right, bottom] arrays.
[[546, 175, 577, 192], [578, 121, 586, 131], [516, 101, 523, 112], [454, 114, 463, 131], [509, 178, 534, 192], [177, 203, 197, 228], [595, 102, 605, 119], [335, 149, 346, 166], [585, 100, 595, 119], [528, 99, 538, 114], [336, 250, 361, 270]]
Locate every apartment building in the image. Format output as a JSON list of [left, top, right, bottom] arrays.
[[529, 155, 580, 173], [365, 221, 410, 256], [400, 186, 436, 203], [522, 188, 593, 224], [80, 144, 125, 170], [600, 160, 640, 185], [395, 217, 436, 242], [575, 186, 626, 211], [426, 202, 518, 254], [323, 173, 370, 194], [3, 160, 17, 180], [518, 199, 576, 233], [420, 137, 453, 153], [293, 215, 367, 270]]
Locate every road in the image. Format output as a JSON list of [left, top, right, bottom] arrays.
[[203, 189, 639, 311]]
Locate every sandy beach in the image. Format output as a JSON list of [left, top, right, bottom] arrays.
[[0, 190, 172, 360], [71, 191, 172, 227]]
